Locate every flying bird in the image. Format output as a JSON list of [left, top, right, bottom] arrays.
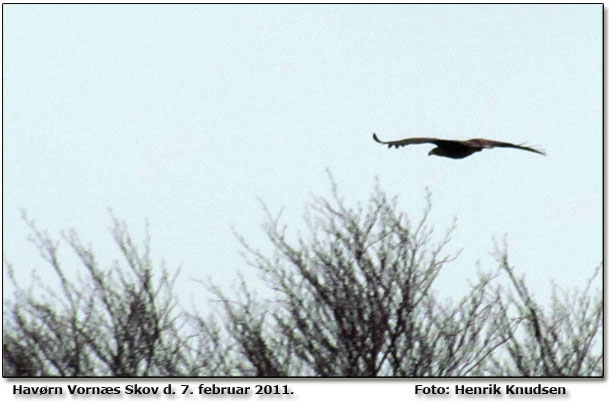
[[372, 133, 545, 159]]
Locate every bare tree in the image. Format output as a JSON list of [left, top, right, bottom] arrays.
[[215, 181, 513, 376], [487, 241, 602, 376], [3, 181, 602, 377], [3, 214, 225, 376]]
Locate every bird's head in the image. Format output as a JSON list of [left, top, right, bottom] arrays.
[[428, 148, 438, 157]]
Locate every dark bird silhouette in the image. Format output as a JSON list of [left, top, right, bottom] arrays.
[[372, 133, 545, 159]]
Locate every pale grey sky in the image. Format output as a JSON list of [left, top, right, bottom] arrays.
[[3, 4, 602, 304]]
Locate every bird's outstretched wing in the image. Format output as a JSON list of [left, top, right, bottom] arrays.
[[372, 133, 452, 149], [467, 139, 546, 155]]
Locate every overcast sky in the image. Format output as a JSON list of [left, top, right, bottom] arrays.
[[3, 4, 602, 306]]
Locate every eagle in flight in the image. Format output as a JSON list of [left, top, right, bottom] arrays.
[[373, 133, 545, 159]]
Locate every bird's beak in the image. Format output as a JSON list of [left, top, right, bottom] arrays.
[[427, 150, 433, 156]]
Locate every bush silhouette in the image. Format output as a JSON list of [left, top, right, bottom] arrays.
[[3, 182, 602, 376]]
